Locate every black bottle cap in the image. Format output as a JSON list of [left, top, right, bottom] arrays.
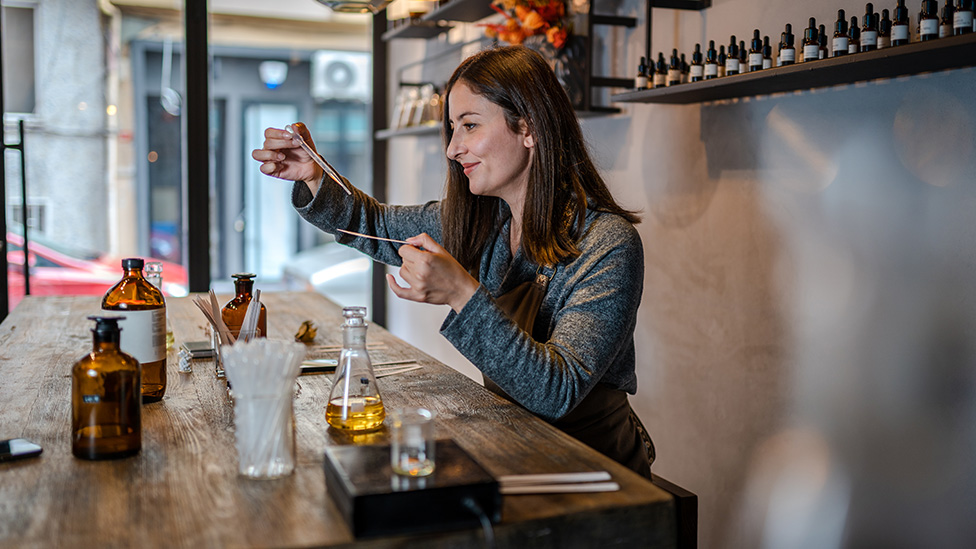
[[718, 44, 726, 62], [670, 48, 680, 68], [739, 40, 747, 60], [805, 17, 818, 41], [88, 315, 125, 339], [785, 23, 795, 46], [122, 258, 144, 270], [639, 56, 647, 70], [836, 9, 848, 33], [728, 35, 737, 56], [819, 25, 827, 46], [850, 16, 860, 39], [864, 3, 878, 29], [752, 29, 762, 50], [706, 40, 716, 61], [681, 53, 688, 71], [232, 272, 257, 280], [693, 43, 703, 63], [895, 0, 908, 20], [657, 52, 667, 70]]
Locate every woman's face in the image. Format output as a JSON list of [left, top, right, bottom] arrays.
[[446, 82, 534, 207]]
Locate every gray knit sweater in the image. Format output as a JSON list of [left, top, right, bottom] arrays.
[[292, 179, 643, 422]]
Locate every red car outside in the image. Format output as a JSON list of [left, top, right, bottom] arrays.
[[6, 231, 188, 311]]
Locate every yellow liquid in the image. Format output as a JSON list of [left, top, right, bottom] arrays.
[[326, 396, 385, 431]]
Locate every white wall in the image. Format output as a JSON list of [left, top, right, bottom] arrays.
[[381, 2, 976, 547]]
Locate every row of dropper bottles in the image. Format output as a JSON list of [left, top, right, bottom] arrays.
[[634, 0, 974, 89]]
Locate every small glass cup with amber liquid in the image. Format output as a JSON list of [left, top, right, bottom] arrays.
[[326, 307, 385, 431]]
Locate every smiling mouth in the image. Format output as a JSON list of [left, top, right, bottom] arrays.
[[461, 162, 479, 175]]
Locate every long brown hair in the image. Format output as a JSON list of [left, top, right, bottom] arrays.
[[441, 46, 640, 271]]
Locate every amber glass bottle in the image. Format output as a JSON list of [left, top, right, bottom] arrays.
[[72, 316, 141, 460], [102, 258, 166, 402], [221, 273, 268, 339]]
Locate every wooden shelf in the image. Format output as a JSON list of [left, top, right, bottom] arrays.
[[613, 32, 976, 105], [422, 0, 496, 23]]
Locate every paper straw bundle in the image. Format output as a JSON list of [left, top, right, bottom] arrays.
[[192, 289, 235, 344], [222, 338, 305, 479]]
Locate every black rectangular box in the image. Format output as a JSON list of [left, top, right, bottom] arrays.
[[323, 439, 501, 538]]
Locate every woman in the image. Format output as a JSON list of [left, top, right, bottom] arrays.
[[252, 46, 654, 478]]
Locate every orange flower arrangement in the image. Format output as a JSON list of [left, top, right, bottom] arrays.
[[482, 0, 570, 49]]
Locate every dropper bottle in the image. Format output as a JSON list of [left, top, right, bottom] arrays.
[[803, 18, 819, 62], [833, 10, 850, 55], [862, 3, 879, 51], [718, 45, 727, 77], [920, 0, 940, 40], [668, 49, 681, 86], [635, 56, 649, 89], [849, 16, 861, 53], [654, 52, 668, 88], [892, 0, 911, 45], [762, 36, 773, 69], [680, 53, 689, 83], [954, 0, 974, 35], [726, 36, 740, 75], [779, 23, 796, 65], [879, 9, 893, 47], [749, 30, 763, 71], [738, 39, 748, 71], [690, 44, 705, 82], [705, 40, 719, 79], [940, 0, 955, 37], [818, 24, 828, 58]]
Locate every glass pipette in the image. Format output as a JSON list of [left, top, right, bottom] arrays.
[[284, 124, 352, 195]]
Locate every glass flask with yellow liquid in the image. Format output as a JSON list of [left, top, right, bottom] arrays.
[[326, 307, 385, 431]]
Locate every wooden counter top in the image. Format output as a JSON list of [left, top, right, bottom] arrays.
[[0, 292, 674, 547]]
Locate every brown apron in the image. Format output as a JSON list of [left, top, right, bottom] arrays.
[[487, 267, 655, 479]]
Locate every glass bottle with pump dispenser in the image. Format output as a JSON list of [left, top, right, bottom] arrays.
[[833, 10, 850, 55], [102, 258, 166, 403], [222, 273, 268, 340], [72, 316, 141, 460], [326, 307, 385, 431], [892, 0, 911, 44], [803, 18, 820, 62]]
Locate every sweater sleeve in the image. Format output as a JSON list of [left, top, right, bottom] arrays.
[[292, 176, 441, 266], [439, 216, 643, 421]]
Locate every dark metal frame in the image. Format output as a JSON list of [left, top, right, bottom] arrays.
[[183, 0, 211, 293]]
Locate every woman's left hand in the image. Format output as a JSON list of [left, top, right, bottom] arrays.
[[387, 233, 479, 313]]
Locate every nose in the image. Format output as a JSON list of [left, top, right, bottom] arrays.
[[446, 130, 464, 161]]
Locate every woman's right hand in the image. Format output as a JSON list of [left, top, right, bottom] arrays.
[[250, 122, 324, 194]]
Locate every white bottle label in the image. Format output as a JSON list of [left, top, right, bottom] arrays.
[[635, 75, 648, 89], [892, 24, 909, 40], [107, 308, 166, 363], [780, 49, 795, 63], [833, 36, 849, 53], [939, 24, 951, 38], [690, 65, 704, 78], [803, 44, 819, 61], [921, 18, 939, 36], [878, 36, 890, 48], [653, 73, 666, 87], [861, 30, 878, 47], [704, 63, 718, 77], [749, 52, 763, 67], [955, 11, 974, 30], [848, 42, 858, 54], [725, 58, 739, 72], [762, 58, 772, 69], [668, 68, 681, 84]]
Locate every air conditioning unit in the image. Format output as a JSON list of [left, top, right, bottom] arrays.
[[311, 51, 371, 102]]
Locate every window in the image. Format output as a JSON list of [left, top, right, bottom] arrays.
[[1, 5, 36, 114]]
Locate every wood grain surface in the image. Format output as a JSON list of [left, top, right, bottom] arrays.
[[0, 293, 675, 548]]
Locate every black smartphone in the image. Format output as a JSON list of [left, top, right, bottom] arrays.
[[0, 438, 43, 462]]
